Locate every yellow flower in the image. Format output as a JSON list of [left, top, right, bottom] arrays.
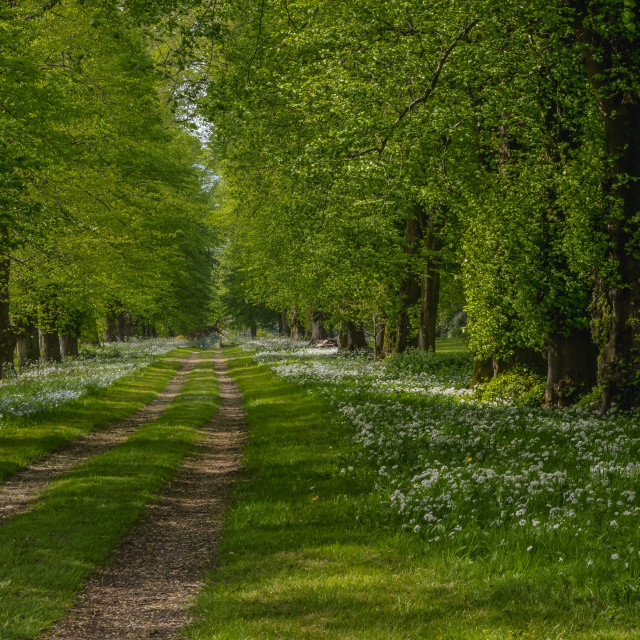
[[467, 457, 473, 462], [312, 495, 319, 501]]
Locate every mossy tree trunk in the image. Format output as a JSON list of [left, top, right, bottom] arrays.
[[545, 330, 598, 407], [573, 2, 640, 410]]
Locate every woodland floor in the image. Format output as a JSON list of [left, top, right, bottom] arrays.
[[0, 351, 247, 640], [4, 345, 638, 639], [0, 353, 198, 523]]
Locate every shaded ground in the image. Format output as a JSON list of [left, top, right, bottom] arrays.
[[45, 351, 246, 640], [0, 352, 198, 523]]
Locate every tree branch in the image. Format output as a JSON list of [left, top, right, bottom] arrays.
[[347, 19, 477, 159]]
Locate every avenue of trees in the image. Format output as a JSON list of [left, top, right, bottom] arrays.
[[4, 1, 640, 413], [200, 0, 640, 412], [1, 0, 217, 373]]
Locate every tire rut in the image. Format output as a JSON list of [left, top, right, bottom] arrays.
[[45, 350, 247, 640], [0, 352, 199, 524]]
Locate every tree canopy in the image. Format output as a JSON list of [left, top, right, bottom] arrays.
[[1, 0, 218, 367], [4, 0, 640, 410], [196, 0, 640, 411]]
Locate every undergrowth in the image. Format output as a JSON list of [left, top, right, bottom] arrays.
[[476, 366, 546, 407]]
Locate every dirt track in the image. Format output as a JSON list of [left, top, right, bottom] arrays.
[[0, 353, 199, 524], [45, 351, 247, 639]]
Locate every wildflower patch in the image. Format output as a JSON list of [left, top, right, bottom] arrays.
[[244, 338, 640, 576], [1, 339, 189, 419]]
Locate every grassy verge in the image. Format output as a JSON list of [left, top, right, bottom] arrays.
[[0, 351, 219, 640], [0, 347, 192, 483], [186, 348, 638, 640]]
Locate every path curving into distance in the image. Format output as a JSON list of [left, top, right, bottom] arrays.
[[0, 352, 199, 523], [45, 350, 247, 640]]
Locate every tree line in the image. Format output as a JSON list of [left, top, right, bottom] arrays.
[[1, 0, 217, 374], [201, 0, 640, 412], [5, 1, 640, 412]]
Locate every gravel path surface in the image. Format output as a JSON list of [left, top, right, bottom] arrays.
[[45, 350, 247, 639], [0, 352, 199, 523]]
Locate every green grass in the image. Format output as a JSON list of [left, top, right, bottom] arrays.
[[0, 351, 219, 640], [186, 348, 638, 640], [435, 336, 469, 354], [0, 347, 191, 483]]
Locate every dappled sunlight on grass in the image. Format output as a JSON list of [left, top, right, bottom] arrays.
[[0, 352, 220, 640], [186, 348, 640, 640], [0, 349, 192, 483], [239, 339, 640, 583]]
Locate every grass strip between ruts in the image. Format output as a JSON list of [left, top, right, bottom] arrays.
[[0, 351, 219, 640], [186, 348, 639, 640], [0, 347, 192, 483]]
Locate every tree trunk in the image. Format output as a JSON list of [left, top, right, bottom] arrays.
[[117, 312, 126, 341], [311, 310, 329, 341], [104, 312, 118, 342], [290, 309, 303, 339], [382, 324, 398, 355], [41, 329, 61, 362], [105, 301, 128, 342], [470, 358, 494, 387], [60, 334, 79, 358], [116, 305, 128, 341], [279, 311, 290, 336], [418, 210, 442, 352], [374, 319, 386, 358], [545, 330, 598, 407], [338, 320, 347, 350], [397, 204, 423, 352], [573, 6, 640, 410], [2, 335, 16, 377], [351, 323, 368, 350], [0, 230, 15, 379], [17, 318, 40, 369], [39, 296, 61, 363], [141, 322, 157, 338], [250, 321, 257, 338], [339, 320, 367, 351]]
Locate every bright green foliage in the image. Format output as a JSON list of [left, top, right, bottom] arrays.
[[2, 1, 218, 338], [218, 260, 280, 332], [201, 0, 479, 328], [198, 0, 611, 380], [478, 367, 547, 407]]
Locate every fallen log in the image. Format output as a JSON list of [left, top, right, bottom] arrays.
[[312, 338, 339, 348]]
